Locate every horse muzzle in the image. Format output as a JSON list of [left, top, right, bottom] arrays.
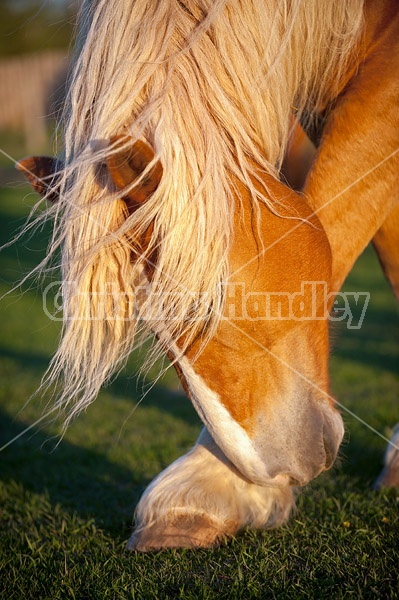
[[248, 398, 345, 488]]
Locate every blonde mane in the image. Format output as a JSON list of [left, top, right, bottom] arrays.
[[38, 0, 364, 421]]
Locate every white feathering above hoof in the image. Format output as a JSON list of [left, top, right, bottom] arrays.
[[128, 433, 295, 552]]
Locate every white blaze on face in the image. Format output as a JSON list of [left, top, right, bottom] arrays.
[[178, 356, 344, 487], [179, 356, 290, 486]]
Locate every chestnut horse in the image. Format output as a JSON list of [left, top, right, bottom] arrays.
[[18, 0, 398, 550]]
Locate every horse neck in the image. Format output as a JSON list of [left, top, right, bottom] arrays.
[[303, 0, 399, 292]]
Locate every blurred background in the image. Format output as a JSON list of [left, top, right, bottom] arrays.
[[0, 0, 77, 183]]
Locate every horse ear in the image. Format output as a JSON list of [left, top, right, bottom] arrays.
[[16, 156, 61, 202], [106, 136, 163, 209]]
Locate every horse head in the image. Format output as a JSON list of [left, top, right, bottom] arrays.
[[178, 175, 344, 487], [107, 143, 343, 489], [18, 140, 343, 490]]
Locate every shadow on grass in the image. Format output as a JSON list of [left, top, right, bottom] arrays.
[[0, 346, 51, 371], [0, 407, 146, 533], [0, 351, 199, 536], [0, 343, 199, 429]]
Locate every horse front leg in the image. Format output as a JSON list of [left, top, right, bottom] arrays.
[[374, 425, 399, 489], [128, 428, 294, 551], [372, 208, 399, 489]]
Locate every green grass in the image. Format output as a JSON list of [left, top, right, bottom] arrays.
[[0, 184, 398, 599]]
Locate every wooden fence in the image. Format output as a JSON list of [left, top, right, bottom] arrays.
[[0, 51, 69, 152]]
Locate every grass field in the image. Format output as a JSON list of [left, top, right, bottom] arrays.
[[0, 183, 398, 599]]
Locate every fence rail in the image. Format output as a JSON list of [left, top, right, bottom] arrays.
[[0, 51, 69, 152]]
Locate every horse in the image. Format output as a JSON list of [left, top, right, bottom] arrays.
[[17, 0, 398, 551]]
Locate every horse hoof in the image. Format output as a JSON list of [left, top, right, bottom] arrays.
[[127, 513, 237, 552], [374, 425, 399, 489], [374, 465, 399, 489]]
